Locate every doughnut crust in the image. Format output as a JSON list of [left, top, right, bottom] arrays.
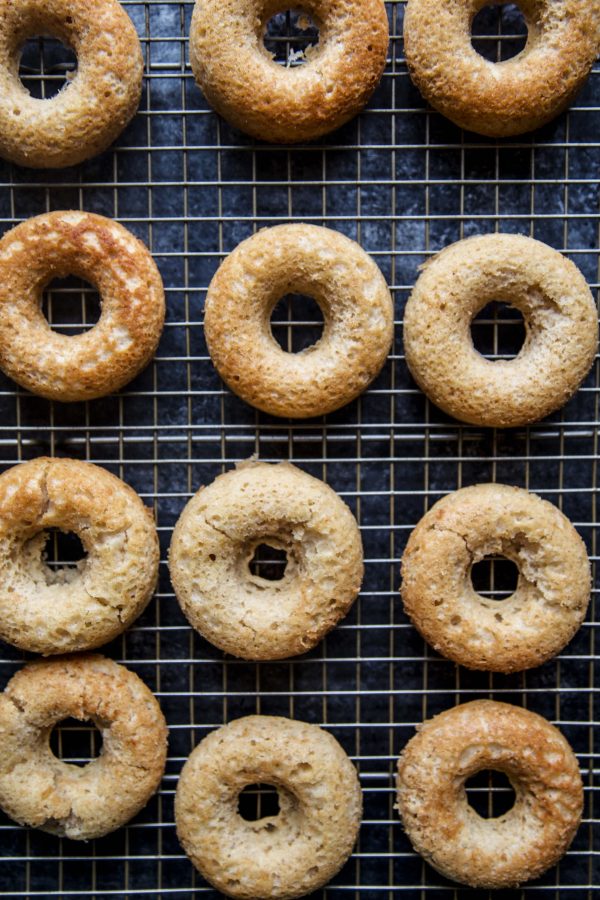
[[400, 483, 591, 673], [204, 224, 394, 418], [0, 457, 159, 655], [0, 0, 143, 168], [403, 233, 598, 427], [0, 655, 167, 840], [175, 715, 362, 899], [190, 0, 389, 143], [404, 0, 600, 137], [397, 700, 584, 888], [0, 211, 165, 401], [169, 461, 364, 659]]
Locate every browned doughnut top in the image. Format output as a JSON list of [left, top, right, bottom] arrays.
[[0, 0, 143, 168], [190, 0, 389, 143], [0, 211, 165, 401], [397, 700, 583, 888]]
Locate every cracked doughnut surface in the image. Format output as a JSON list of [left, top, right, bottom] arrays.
[[0, 211, 165, 401], [403, 233, 598, 427], [175, 715, 362, 899], [0, 655, 167, 840], [0, 457, 159, 655], [190, 0, 389, 143], [204, 224, 394, 418], [0, 0, 143, 168], [168, 461, 363, 659], [397, 700, 583, 887], [404, 0, 599, 137], [400, 483, 591, 672]]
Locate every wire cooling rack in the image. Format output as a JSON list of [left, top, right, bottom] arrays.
[[0, 2, 598, 897]]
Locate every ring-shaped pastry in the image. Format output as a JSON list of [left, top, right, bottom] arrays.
[[0, 211, 165, 401], [0, 0, 143, 168], [397, 700, 583, 887], [175, 715, 362, 898], [204, 224, 394, 418], [169, 461, 364, 659], [0, 655, 168, 840], [404, 0, 599, 137], [190, 0, 389, 143], [403, 234, 598, 427], [400, 483, 591, 673], [0, 457, 160, 655]]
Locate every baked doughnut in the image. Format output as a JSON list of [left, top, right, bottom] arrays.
[[403, 233, 598, 427], [0, 0, 143, 168], [0, 211, 165, 401], [403, 0, 599, 137], [175, 715, 362, 898], [0, 654, 167, 840], [0, 456, 159, 655], [397, 700, 583, 887], [204, 224, 394, 418], [169, 460, 363, 659], [190, 0, 389, 143], [401, 483, 591, 673]]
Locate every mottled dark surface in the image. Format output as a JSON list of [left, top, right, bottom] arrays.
[[0, 2, 598, 898]]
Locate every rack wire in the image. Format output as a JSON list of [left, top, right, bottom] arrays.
[[0, 2, 598, 897]]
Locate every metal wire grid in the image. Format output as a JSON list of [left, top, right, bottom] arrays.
[[0, 1, 598, 897]]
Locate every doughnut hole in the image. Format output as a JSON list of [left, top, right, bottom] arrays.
[[465, 768, 516, 818], [471, 556, 519, 601], [23, 528, 87, 586], [42, 276, 102, 335], [249, 543, 288, 581], [471, 4, 528, 63], [271, 293, 324, 352], [19, 35, 77, 100], [263, 9, 320, 66], [471, 301, 526, 360], [238, 783, 281, 821], [49, 717, 103, 767]]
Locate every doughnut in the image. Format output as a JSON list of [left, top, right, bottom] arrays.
[[0, 0, 143, 168], [403, 0, 599, 137], [0, 211, 165, 402], [403, 233, 598, 427], [397, 700, 583, 887], [0, 456, 159, 655], [204, 224, 394, 418], [0, 654, 167, 840], [175, 715, 362, 898], [400, 483, 591, 673], [189, 0, 389, 143], [169, 460, 363, 659]]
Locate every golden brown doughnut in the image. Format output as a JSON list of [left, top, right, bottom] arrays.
[[190, 0, 389, 143], [0, 211, 165, 401], [169, 460, 363, 659], [0, 457, 159, 655], [175, 715, 362, 898], [404, 0, 600, 137], [397, 700, 583, 887], [204, 224, 394, 418], [400, 483, 591, 673], [403, 234, 598, 427], [0, 0, 143, 168], [0, 655, 167, 840]]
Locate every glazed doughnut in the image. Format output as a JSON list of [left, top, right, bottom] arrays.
[[400, 483, 591, 673], [0, 211, 165, 401], [403, 233, 598, 427], [397, 700, 583, 887], [204, 224, 394, 418], [169, 460, 363, 659], [175, 715, 362, 898], [0, 0, 143, 168], [0, 457, 159, 655], [403, 0, 599, 137], [0, 655, 167, 840], [190, 0, 389, 143]]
